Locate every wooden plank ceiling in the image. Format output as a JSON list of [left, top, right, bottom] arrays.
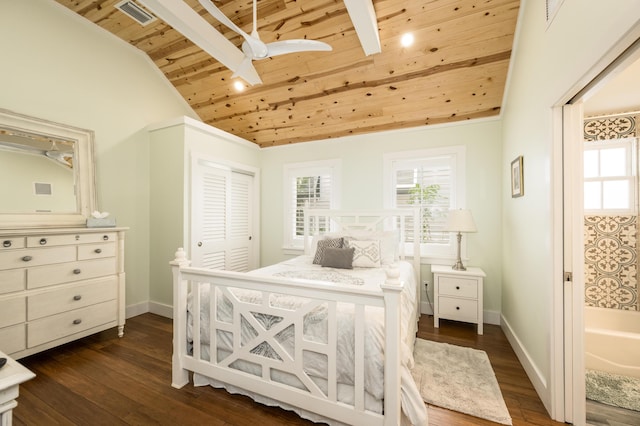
[[55, 0, 520, 148]]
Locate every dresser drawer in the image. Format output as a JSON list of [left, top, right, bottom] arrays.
[[26, 232, 117, 248], [0, 237, 25, 250], [28, 277, 117, 320], [0, 297, 26, 328], [0, 246, 76, 270], [0, 269, 26, 294], [0, 323, 26, 355], [438, 297, 478, 323], [78, 242, 116, 260], [27, 258, 117, 289], [28, 300, 117, 348], [438, 276, 478, 298]]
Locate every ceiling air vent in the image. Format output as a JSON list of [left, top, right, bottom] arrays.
[[115, 0, 157, 26]]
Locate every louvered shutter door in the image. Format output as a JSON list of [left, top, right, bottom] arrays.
[[227, 171, 253, 272], [191, 158, 255, 270]]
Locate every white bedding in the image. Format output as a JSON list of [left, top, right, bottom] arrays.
[[187, 255, 427, 425]]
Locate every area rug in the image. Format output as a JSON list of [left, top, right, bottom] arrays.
[[411, 339, 512, 425], [585, 369, 640, 412]]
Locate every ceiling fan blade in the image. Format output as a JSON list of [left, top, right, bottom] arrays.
[[198, 0, 249, 39], [199, 0, 268, 59], [265, 40, 333, 58], [231, 57, 263, 85]]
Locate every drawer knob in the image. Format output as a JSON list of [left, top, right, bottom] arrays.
[[22, 255, 33, 262], [2, 240, 11, 248], [94, 248, 102, 254], [73, 268, 82, 274], [456, 286, 460, 290], [73, 319, 82, 325], [73, 295, 82, 301], [456, 306, 460, 310], [39, 238, 47, 245], [103, 235, 109, 241]]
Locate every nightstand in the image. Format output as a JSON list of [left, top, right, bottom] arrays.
[[432, 264, 485, 335], [0, 351, 35, 425]]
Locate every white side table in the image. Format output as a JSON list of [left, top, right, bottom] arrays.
[[432, 265, 485, 335], [0, 351, 35, 426]]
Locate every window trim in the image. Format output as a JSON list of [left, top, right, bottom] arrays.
[[383, 146, 466, 263], [282, 159, 341, 251], [583, 137, 637, 215]]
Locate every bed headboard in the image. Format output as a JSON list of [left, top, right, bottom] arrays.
[[302, 208, 421, 284]]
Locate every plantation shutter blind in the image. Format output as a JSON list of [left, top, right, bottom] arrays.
[[394, 156, 453, 244]]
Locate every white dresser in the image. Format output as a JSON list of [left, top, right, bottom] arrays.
[[432, 264, 485, 335], [0, 228, 126, 359]]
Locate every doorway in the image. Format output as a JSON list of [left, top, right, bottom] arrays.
[[563, 38, 640, 426]]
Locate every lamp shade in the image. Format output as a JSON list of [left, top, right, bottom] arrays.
[[444, 209, 477, 233]]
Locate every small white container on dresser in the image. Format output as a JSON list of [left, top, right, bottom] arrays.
[[0, 227, 126, 359], [432, 264, 485, 335]]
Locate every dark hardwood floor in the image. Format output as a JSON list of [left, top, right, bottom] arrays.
[[12, 313, 565, 425]]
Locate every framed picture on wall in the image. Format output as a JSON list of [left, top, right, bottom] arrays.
[[511, 156, 524, 198]]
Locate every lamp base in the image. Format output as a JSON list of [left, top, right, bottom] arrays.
[[451, 232, 467, 270], [451, 260, 467, 271]]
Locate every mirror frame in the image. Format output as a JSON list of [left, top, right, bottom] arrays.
[[0, 108, 97, 229]]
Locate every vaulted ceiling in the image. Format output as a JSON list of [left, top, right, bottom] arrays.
[[56, 0, 520, 148]]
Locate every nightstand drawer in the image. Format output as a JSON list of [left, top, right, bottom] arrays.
[[438, 297, 478, 322], [438, 276, 478, 298], [28, 300, 117, 348]]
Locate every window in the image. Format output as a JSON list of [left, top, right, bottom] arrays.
[[584, 138, 637, 214], [384, 147, 465, 260], [283, 159, 341, 249]]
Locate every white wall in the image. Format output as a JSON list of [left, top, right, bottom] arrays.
[[260, 118, 504, 319], [0, 0, 198, 311], [501, 0, 640, 416]]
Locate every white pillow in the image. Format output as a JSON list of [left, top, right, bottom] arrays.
[[347, 239, 381, 268], [344, 230, 398, 265]]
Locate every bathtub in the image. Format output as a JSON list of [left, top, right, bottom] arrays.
[[585, 306, 640, 379]]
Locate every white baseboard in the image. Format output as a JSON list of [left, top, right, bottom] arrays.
[[149, 301, 173, 319], [500, 314, 550, 413], [126, 302, 149, 319]]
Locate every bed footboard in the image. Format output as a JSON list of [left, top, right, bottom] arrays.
[[170, 248, 404, 426]]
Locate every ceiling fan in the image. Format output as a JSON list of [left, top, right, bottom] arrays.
[[198, 0, 332, 85]]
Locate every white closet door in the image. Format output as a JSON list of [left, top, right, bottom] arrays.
[[191, 157, 255, 271]]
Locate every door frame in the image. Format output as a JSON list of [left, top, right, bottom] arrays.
[[555, 30, 640, 425]]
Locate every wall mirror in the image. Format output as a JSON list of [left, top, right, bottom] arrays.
[[0, 109, 96, 229]]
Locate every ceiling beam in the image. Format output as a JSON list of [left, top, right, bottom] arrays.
[[343, 0, 381, 56], [137, 0, 262, 84]]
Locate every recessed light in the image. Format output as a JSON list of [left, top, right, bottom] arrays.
[[401, 33, 414, 47], [233, 80, 245, 92]]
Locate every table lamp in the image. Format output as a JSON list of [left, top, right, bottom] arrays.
[[445, 209, 477, 270]]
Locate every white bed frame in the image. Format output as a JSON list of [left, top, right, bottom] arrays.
[[170, 209, 421, 426]]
